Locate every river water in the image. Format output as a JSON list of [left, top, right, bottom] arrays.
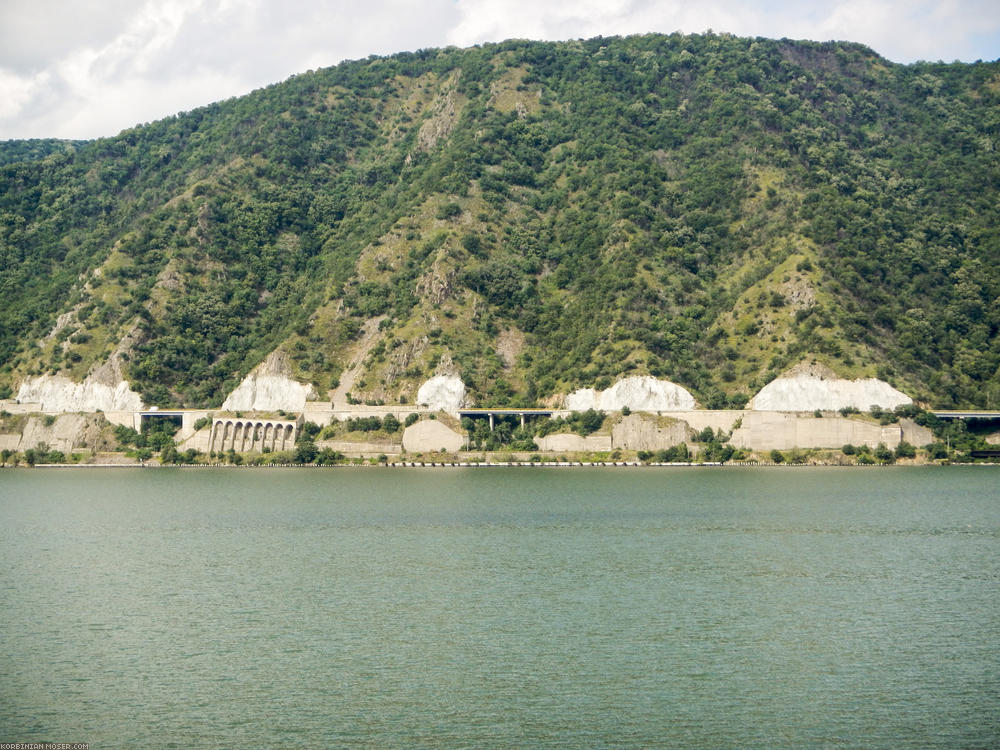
[[1, 466, 998, 748]]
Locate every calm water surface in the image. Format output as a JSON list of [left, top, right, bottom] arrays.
[[1, 467, 998, 748]]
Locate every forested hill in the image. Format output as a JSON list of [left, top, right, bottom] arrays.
[[1, 33, 998, 409]]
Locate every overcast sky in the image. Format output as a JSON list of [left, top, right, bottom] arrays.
[[2, 0, 998, 140]]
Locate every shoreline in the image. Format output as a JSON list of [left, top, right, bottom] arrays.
[[7, 460, 990, 469]]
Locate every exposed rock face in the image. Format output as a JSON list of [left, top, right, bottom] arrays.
[[564, 388, 599, 411], [402, 419, 466, 452], [416, 375, 467, 413], [16, 374, 144, 412], [749, 364, 912, 411], [611, 413, 691, 451], [0, 413, 112, 453], [222, 351, 317, 412], [564, 376, 696, 412]]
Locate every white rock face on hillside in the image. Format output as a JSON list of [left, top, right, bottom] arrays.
[[16, 374, 144, 412], [564, 376, 696, 412], [416, 375, 467, 413], [222, 350, 317, 412], [222, 375, 317, 412], [563, 388, 598, 411], [749, 370, 912, 412], [600, 376, 696, 411]]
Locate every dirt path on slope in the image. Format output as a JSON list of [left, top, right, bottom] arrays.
[[330, 315, 386, 408]]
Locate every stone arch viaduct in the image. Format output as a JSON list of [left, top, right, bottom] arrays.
[[208, 416, 300, 453]]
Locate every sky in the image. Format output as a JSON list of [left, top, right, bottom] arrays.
[[1, 0, 998, 140]]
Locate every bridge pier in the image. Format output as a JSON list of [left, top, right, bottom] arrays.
[[458, 408, 555, 433]]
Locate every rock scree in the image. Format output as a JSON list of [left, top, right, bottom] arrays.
[[401, 419, 466, 452]]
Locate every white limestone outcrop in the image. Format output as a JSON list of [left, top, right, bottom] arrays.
[[222, 351, 317, 412], [564, 388, 599, 411], [416, 375, 467, 413], [564, 376, 696, 412], [749, 367, 912, 412], [16, 374, 144, 412]]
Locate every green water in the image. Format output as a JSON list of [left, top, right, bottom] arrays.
[[1, 467, 998, 748]]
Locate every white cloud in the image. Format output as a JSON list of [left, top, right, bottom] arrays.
[[0, 0, 996, 139]]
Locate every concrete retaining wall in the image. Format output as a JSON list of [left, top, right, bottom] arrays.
[[536, 433, 613, 452], [318, 439, 402, 454], [662, 410, 748, 434], [729, 412, 921, 450], [611, 413, 691, 451]]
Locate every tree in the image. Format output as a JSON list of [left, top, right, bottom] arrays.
[[874, 443, 895, 464], [294, 440, 318, 464], [578, 409, 604, 435]]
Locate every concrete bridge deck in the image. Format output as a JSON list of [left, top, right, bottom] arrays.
[[931, 410, 1000, 421]]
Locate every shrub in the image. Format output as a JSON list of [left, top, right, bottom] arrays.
[[299, 421, 322, 440], [927, 443, 948, 459], [874, 443, 895, 463], [436, 202, 462, 220], [316, 448, 345, 465], [576, 409, 604, 435], [696, 426, 715, 443], [770, 449, 785, 464], [294, 440, 318, 464]]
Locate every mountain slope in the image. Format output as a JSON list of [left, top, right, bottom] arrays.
[[1, 33, 998, 408]]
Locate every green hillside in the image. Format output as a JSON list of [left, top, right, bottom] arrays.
[[1, 33, 998, 408]]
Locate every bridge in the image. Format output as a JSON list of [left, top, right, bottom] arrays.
[[930, 410, 1000, 422], [137, 408, 211, 433], [458, 408, 557, 430]]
